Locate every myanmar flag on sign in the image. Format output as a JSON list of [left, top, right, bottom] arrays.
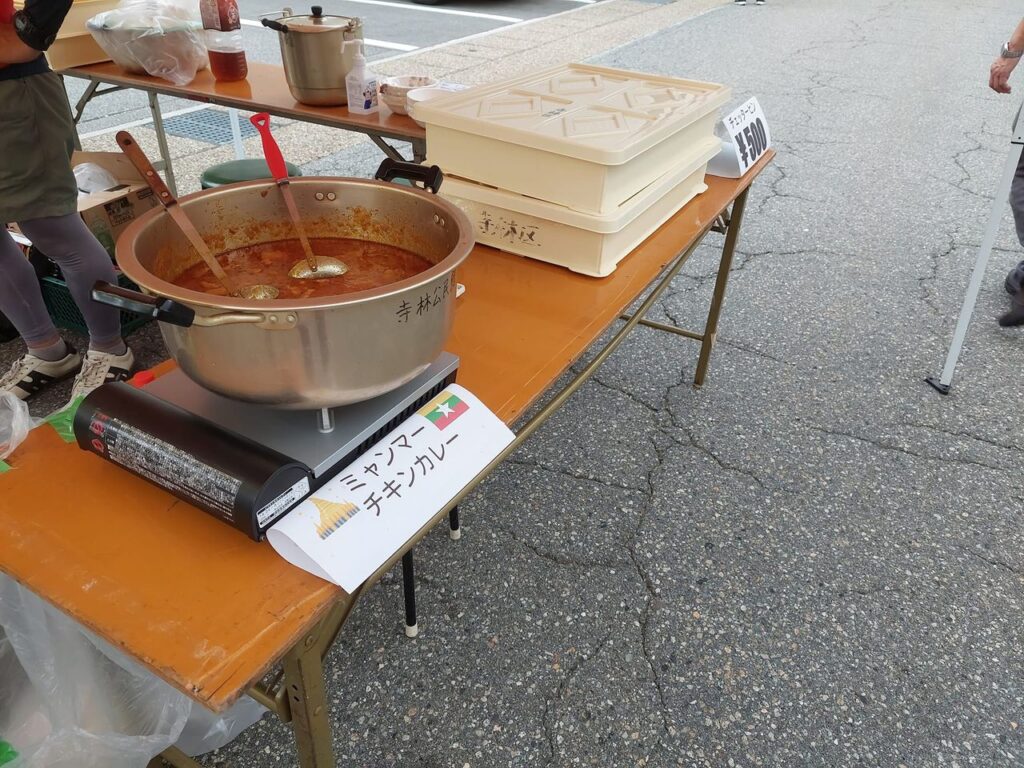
[[420, 390, 469, 430]]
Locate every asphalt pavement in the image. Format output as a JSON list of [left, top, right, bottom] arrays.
[[5, 0, 1024, 765], [207, 0, 1023, 765]]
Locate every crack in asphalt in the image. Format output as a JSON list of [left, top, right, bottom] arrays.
[[716, 337, 797, 368], [905, 421, 1024, 455], [625, 417, 684, 758], [957, 545, 1023, 579], [663, 246, 834, 297], [591, 374, 667, 416], [918, 233, 956, 317], [923, 170, 993, 203], [756, 161, 816, 216], [807, 425, 1012, 474], [541, 631, 616, 767], [506, 368, 690, 760], [493, 523, 630, 571], [507, 456, 646, 494], [663, 367, 777, 491], [661, 417, 768, 490], [950, 131, 997, 199]]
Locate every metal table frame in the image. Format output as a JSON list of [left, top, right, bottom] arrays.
[[63, 74, 427, 197], [155, 185, 751, 768]]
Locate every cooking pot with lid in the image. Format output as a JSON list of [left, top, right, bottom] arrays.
[[261, 6, 362, 106], [93, 161, 475, 410]]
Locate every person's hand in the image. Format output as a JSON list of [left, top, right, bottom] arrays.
[[991, 56, 1019, 93]]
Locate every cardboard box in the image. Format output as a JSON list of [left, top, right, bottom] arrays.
[[14, 0, 116, 70], [8, 151, 158, 258], [72, 151, 159, 257]]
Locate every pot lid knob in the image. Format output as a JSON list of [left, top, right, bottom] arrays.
[[311, 5, 322, 16]]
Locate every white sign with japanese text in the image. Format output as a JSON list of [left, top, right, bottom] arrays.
[[267, 384, 514, 592], [722, 97, 771, 175]]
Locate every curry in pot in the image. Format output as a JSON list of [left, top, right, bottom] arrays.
[[173, 238, 434, 299]]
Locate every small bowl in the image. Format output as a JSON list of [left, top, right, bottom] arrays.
[[406, 86, 452, 126], [380, 75, 438, 115]]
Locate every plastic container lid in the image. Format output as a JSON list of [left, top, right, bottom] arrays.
[[415, 63, 731, 165], [442, 135, 721, 233]]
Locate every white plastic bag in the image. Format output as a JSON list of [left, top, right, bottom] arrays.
[[87, 0, 207, 86], [0, 393, 32, 461], [0, 630, 46, 767], [0, 574, 266, 767], [175, 695, 266, 757], [74, 163, 120, 194]]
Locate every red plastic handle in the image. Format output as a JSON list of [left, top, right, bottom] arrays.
[[250, 112, 288, 181]]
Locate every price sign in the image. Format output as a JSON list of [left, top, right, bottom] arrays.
[[723, 97, 771, 175]]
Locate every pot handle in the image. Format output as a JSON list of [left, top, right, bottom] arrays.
[[260, 17, 288, 32], [374, 159, 443, 194], [93, 281, 285, 329], [92, 281, 195, 328]]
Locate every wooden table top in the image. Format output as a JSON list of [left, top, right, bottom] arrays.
[[0, 153, 772, 713], [64, 61, 425, 143]]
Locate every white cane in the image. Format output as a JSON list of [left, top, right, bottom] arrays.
[[926, 100, 1024, 394]]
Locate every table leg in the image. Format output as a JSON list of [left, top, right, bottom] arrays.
[[402, 550, 418, 638], [63, 76, 92, 151], [71, 79, 101, 125], [148, 92, 179, 197], [156, 746, 205, 768], [282, 630, 335, 767], [369, 135, 408, 163], [411, 138, 427, 164], [448, 505, 461, 540], [693, 186, 749, 388]]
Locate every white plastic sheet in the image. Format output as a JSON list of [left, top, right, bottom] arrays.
[[74, 163, 120, 194], [87, 0, 207, 85], [0, 575, 266, 767], [0, 394, 32, 461]]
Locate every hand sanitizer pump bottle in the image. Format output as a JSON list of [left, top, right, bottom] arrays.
[[345, 40, 379, 114]]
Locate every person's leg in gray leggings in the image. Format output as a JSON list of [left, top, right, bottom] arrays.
[[0, 213, 124, 354]]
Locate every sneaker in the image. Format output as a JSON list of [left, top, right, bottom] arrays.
[[735, 0, 746, 4], [999, 299, 1024, 327], [1005, 261, 1024, 294], [755, 0, 765, 4], [0, 348, 82, 400], [69, 347, 135, 402]]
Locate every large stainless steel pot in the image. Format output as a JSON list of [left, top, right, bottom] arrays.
[[95, 162, 474, 410], [262, 6, 362, 106]]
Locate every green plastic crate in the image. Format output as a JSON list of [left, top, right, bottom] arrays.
[[40, 273, 152, 336]]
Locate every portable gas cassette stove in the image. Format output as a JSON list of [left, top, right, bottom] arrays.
[[73, 353, 459, 540]]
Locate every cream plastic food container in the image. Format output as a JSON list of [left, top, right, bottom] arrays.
[[417, 63, 730, 214], [440, 135, 721, 277]]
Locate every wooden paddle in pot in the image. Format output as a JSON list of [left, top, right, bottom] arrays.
[[116, 132, 279, 301], [249, 112, 348, 280]]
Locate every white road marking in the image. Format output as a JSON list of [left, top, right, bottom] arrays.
[[365, 39, 419, 51], [323, 0, 520, 23], [78, 104, 210, 140], [374, 0, 615, 65], [240, 18, 419, 50]]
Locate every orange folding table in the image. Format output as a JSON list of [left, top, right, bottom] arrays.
[[0, 153, 772, 768]]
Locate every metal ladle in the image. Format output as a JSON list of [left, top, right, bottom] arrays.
[[116, 132, 279, 301], [249, 113, 348, 280]]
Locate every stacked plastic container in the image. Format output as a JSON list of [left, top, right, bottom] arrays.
[[413, 64, 730, 277], [14, 0, 118, 69]]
